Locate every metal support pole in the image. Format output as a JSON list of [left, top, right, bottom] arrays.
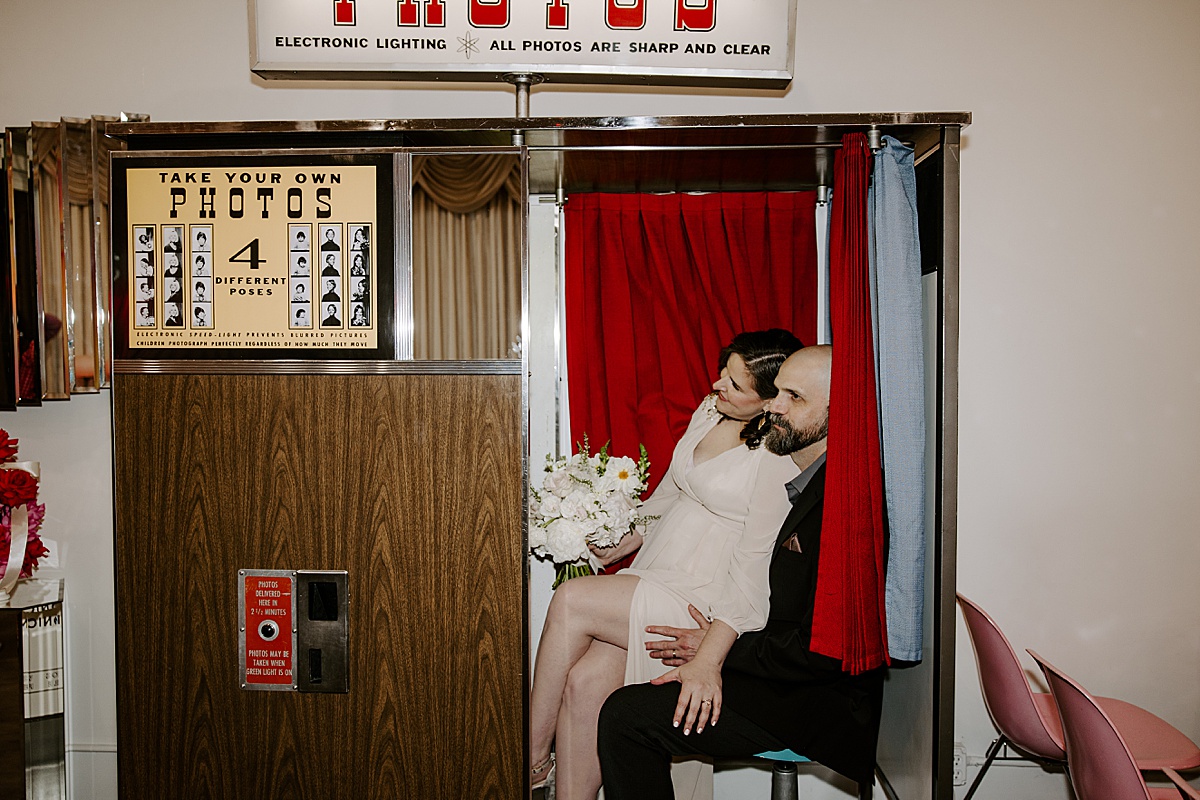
[[502, 72, 546, 146]]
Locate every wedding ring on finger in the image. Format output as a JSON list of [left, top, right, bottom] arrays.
[[701, 699, 712, 705]]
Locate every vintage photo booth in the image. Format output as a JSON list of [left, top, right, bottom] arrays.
[[101, 112, 965, 799]]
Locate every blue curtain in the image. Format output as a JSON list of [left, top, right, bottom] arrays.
[[868, 136, 926, 663]]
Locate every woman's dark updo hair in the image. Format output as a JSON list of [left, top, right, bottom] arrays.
[[717, 328, 804, 449]]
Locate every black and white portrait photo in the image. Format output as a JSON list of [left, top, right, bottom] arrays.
[[290, 224, 311, 252], [320, 225, 341, 251], [192, 226, 211, 252], [290, 304, 311, 329], [192, 303, 213, 329]]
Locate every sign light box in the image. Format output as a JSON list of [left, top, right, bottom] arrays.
[[250, 0, 796, 87]]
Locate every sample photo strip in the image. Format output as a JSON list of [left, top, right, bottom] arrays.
[[192, 225, 212, 253], [319, 223, 341, 252], [192, 302, 213, 329], [290, 223, 312, 252], [290, 303, 312, 329], [133, 225, 159, 329]]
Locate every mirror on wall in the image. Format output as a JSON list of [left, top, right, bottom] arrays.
[[30, 121, 69, 399], [0, 138, 15, 410], [410, 152, 522, 360], [91, 116, 120, 387], [61, 117, 99, 392], [5, 127, 41, 406]]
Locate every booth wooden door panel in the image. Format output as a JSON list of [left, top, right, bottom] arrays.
[[113, 372, 525, 800]]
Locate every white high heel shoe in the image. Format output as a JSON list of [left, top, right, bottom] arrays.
[[532, 752, 556, 793]]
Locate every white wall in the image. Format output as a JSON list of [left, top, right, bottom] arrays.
[[4, 1, 1200, 798]]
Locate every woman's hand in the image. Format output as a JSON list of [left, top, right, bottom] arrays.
[[645, 604, 710, 666], [588, 529, 644, 566], [650, 657, 722, 736]]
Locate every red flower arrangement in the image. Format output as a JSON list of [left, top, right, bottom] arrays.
[[0, 429, 49, 581]]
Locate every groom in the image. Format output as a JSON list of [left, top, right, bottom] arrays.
[[597, 345, 885, 797]]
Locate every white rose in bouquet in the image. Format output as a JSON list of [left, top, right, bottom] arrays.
[[543, 466, 574, 498], [544, 517, 590, 563]]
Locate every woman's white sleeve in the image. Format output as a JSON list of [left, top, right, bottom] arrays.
[[710, 454, 798, 635]]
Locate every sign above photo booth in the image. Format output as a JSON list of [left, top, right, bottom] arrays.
[[250, 0, 796, 88]]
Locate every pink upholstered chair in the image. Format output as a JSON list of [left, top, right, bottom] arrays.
[[956, 594, 1200, 799], [1030, 651, 1200, 800]]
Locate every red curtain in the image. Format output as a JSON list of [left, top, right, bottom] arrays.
[[565, 192, 817, 499], [812, 133, 890, 674]]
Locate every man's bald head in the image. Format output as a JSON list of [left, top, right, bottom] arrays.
[[764, 345, 832, 461]]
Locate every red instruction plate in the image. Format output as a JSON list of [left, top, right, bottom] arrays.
[[240, 571, 295, 689]]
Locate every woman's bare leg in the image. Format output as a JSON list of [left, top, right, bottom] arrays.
[[529, 574, 639, 772], [555, 639, 626, 800]]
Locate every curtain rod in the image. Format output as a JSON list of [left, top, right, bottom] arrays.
[[526, 141, 912, 154], [527, 143, 843, 152]]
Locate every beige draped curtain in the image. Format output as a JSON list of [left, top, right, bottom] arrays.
[[411, 154, 521, 360]]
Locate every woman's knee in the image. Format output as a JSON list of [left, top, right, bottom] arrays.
[[545, 577, 585, 630], [563, 658, 618, 710], [546, 576, 608, 626]]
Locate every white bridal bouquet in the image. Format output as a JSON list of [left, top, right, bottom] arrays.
[[529, 438, 654, 587]]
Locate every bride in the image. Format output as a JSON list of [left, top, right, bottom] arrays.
[[530, 329, 804, 799]]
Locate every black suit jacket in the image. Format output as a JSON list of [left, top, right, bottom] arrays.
[[720, 464, 885, 786]]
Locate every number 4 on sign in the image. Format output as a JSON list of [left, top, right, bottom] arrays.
[[230, 239, 264, 270]]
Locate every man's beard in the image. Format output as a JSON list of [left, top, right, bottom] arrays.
[[763, 410, 828, 456]]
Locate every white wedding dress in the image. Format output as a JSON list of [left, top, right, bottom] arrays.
[[624, 394, 800, 682], [618, 395, 799, 800]]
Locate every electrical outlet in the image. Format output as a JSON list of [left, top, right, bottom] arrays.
[[952, 742, 967, 786]]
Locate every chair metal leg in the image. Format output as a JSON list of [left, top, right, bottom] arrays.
[[771, 761, 799, 800], [962, 735, 1008, 800], [874, 761, 899, 800]]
